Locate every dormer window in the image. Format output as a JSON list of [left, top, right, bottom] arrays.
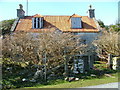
[[32, 14, 43, 29], [71, 14, 82, 29]]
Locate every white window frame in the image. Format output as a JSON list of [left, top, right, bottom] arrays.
[[32, 17, 43, 29], [71, 17, 82, 29]]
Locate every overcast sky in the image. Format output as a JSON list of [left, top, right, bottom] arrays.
[[0, 0, 119, 25]]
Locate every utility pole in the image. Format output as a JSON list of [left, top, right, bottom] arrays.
[[26, 0, 28, 16]]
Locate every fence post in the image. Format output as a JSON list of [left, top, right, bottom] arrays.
[[108, 54, 112, 69], [64, 55, 68, 77], [43, 53, 47, 82], [88, 55, 91, 70]]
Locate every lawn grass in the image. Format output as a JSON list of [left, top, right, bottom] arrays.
[[23, 73, 118, 89]]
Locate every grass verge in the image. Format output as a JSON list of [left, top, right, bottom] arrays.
[[23, 73, 118, 89]]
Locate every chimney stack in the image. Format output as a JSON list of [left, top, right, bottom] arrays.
[[88, 5, 95, 18], [17, 4, 25, 18]]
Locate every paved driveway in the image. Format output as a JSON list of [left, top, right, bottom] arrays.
[[81, 82, 119, 88]]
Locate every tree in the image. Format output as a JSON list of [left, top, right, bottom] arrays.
[[2, 30, 92, 78], [0, 19, 15, 35], [36, 31, 88, 68], [2, 31, 39, 66], [97, 19, 105, 28], [109, 24, 120, 32], [106, 20, 120, 32], [93, 31, 120, 58]]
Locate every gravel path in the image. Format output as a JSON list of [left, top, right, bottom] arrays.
[[81, 82, 119, 88]]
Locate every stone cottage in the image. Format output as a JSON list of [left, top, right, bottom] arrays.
[[11, 4, 101, 73]]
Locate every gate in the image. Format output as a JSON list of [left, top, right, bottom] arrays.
[[72, 55, 93, 74]]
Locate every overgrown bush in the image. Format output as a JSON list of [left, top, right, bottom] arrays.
[[0, 19, 15, 35], [93, 31, 120, 58], [2, 31, 93, 89]]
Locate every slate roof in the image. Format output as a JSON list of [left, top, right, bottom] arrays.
[[15, 14, 99, 33]]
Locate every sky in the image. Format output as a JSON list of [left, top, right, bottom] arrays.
[[0, 0, 119, 25]]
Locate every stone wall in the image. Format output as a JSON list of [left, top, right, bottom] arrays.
[[75, 33, 99, 44]]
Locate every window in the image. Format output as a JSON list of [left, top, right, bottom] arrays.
[[71, 17, 82, 29], [32, 17, 43, 29]]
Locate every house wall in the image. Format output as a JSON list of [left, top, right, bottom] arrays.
[[30, 32, 40, 39], [74, 32, 99, 44], [31, 32, 99, 44]]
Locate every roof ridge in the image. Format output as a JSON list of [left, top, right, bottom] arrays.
[[71, 14, 82, 17], [33, 14, 43, 17]]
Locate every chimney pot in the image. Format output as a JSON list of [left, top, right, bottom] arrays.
[[17, 4, 25, 19], [88, 5, 95, 18]]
